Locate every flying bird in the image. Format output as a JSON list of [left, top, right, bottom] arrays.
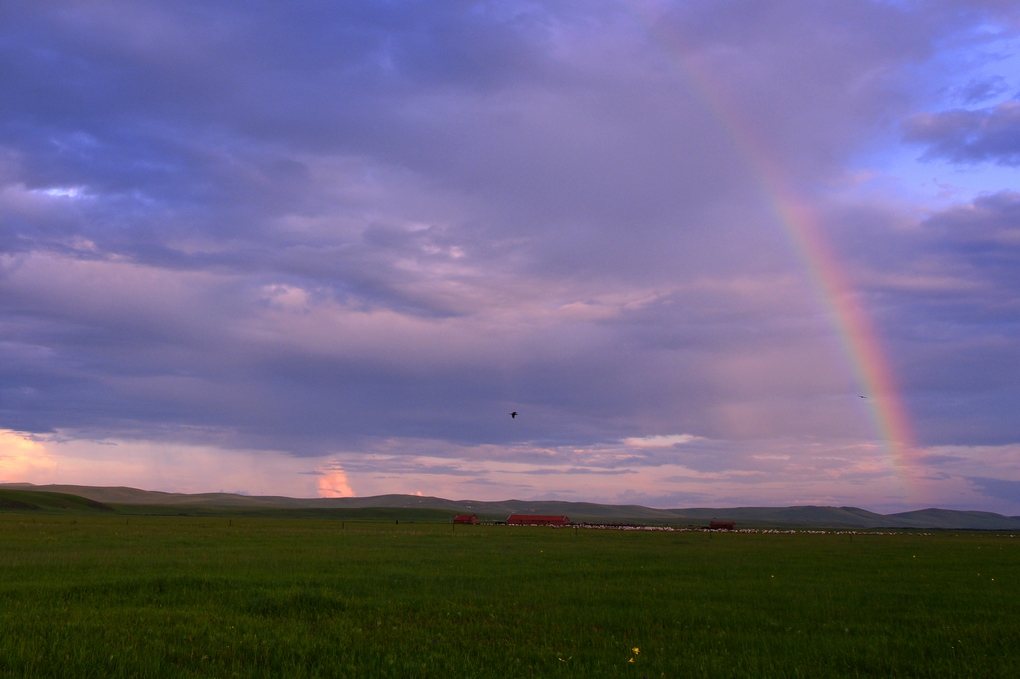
[[510, 411, 517, 419], [858, 395, 867, 399]]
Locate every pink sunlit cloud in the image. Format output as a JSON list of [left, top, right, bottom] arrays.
[[317, 468, 355, 498]]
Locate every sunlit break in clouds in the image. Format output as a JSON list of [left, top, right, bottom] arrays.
[[1, 1, 1020, 513]]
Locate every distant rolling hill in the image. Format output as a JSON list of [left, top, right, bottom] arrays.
[[0, 488, 114, 513], [3, 483, 1019, 529]]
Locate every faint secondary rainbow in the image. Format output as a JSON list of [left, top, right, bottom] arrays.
[[637, 7, 916, 477]]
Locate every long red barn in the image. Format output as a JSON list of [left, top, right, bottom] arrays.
[[453, 514, 478, 524], [506, 514, 569, 526]]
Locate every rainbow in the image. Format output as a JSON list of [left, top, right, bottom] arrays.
[[761, 174, 917, 473], [637, 8, 916, 478]]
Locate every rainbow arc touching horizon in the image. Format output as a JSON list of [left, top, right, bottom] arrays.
[[638, 8, 917, 481]]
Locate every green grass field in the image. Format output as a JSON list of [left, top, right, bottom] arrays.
[[0, 515, 1017, 678]]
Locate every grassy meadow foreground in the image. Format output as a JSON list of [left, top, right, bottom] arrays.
[[0, 515, 1017, 678]]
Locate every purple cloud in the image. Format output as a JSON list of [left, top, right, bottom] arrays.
[[905, 101, 1020, 166], [969, 477, 1020, 504], [1, 1, 1019, 510]]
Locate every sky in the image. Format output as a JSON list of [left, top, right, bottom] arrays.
[[1, 0, 1019, 513]]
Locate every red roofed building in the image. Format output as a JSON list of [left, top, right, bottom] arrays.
[[506, 514, 569, 526], [453, 514, 479, 524], [709, 521, 735, 530]]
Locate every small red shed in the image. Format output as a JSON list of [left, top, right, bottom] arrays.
[[506, 514, 569, 526], [453, 514, 479, 524], [709, 520, 735, 530]]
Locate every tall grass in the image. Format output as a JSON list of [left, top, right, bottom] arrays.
[[0, 516, 1016, 677]]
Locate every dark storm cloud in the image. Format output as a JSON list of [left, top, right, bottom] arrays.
[[0, 0, 1018, 480], [904, 101, 1020, 166]]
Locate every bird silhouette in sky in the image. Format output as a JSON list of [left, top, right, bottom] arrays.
[[858, 395, 867, 399], [510, 411, 517, 419]]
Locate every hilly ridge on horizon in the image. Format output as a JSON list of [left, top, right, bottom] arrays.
[[3, 482, 1019, 530]]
